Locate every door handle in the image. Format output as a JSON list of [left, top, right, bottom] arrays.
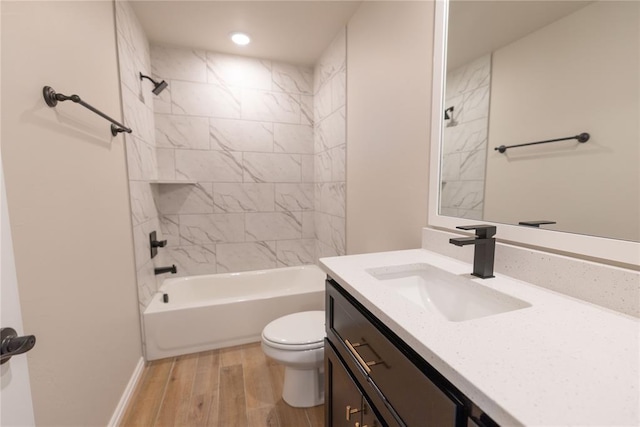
[[0, 327, 36, 365]]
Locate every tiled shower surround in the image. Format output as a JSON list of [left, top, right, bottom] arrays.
[[440, 54, 490, 220], [116, 1, 345, 309]]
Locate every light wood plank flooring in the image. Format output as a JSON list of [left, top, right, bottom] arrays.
[[121, 343, 324, 427]]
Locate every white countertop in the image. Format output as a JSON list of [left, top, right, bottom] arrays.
[[319, 249, 640, 427]]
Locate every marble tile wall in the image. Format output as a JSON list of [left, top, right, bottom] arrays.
[[440, 54, 491, 220], [150, 45, 327, 275], [314, 29, 347, 259], [115, 1, 162, 312]]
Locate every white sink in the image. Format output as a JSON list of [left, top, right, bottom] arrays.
[[366, 263, 531, 322]]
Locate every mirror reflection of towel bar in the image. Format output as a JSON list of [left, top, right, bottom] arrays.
[[495, 132, 589, 153]]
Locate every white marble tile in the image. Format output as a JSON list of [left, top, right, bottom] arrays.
[[171, 80, 241, 118], [331, 215, 346, 255], [441, 153, 461, 182], [175, 149, 243, 182], [155, 114, 209, 149], [136, 260, 158, 309], [331, 145, 346, 182], [167, 245, 216, 276], [210, 118, 273, 152], [274, 123, 313, 154], [276, 239, 316, 266], [460, 149, 487, 181], [456, 54, 491, 96], [122, 86, 155, 144], [243, 153, 301, 183], [460, 85, 490, 123], [213, 183, 275, 213], [314, 82, 333, 122], [439, 180, 485, 210], [301, 155, 314, 183], [275, 183, 314, 212], [443, 115, 488, 154], [317, 182, 346, 217], [157, 183, 214, 215], [151, 45, 207, 82], [129, 181, 158, 226], [331, 70, 346, 111], [216, 241, 277, 273], [315, 151, 332, 183], [125, 136, 157, 181], [245, 212, 302, 241], [153, 81, 172, 114], [272, 63, 313, 95], [314, 211, 332, 244], [241, 89, 300, 123], [179, 213, 245, 244], [207, 52, 272, 90], [316, 240, 339, 261], [156, 148, 176, 181], [159, 215, 180, 248], [457, 208, 484, 220], [115, 1, 150, 74], [315, 107, 346, 151], [302, 211, 315, 239], [300, 95, 314, 126], [132, 217, 160, 271], [314, 27, 346, 93], [116, 34, 141, 96]]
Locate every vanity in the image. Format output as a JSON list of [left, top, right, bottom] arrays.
[[320, 249, 639, 426]]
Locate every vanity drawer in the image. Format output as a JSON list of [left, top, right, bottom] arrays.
[[327, 278, 464, 427]]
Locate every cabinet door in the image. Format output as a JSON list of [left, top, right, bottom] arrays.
[[326, 340, 366, 427]]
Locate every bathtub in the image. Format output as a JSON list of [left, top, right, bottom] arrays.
[[143, 265, 326, 361]]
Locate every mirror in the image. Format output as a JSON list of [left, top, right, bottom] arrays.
[[439, 1, 639, 243]]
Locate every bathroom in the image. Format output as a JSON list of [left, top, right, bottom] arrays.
[[1, 1, 638, 426]]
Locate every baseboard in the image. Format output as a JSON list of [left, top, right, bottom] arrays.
[[107, 357, 145, 427]]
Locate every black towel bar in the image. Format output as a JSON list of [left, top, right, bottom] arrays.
[[43, 86, 132, 137], [495, 133, 589, 153]]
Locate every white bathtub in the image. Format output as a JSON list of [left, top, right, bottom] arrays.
[[143, 265, 326, 361]]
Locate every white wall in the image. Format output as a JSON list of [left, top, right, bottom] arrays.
[[346, 1, 433, 254], [1, 1, 142, 425], [485, 1, 640, 242]]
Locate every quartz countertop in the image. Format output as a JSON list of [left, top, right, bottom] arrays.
[[319, 249, 640, 426]]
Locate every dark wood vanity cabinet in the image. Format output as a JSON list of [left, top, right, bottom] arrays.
[[325, 278, 498, 427]]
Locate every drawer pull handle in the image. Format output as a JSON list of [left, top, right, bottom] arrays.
[[346, 405, 361, 421], [345, 339, 381, 374]]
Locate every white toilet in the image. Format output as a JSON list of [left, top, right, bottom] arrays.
[[261, 310, 325, 408]]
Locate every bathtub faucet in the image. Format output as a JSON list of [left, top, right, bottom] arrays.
[[154, 265, 177, 275]]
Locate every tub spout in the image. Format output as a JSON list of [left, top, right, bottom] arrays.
[[155, 265, 177, 275]]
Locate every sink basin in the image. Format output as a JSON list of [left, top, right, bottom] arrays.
[[366, 263, 531, 322]]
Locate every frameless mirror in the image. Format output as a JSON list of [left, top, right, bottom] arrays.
[[439, 1, 639, 243]]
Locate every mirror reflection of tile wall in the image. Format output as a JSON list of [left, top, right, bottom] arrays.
[[440, 54, 491, 220]]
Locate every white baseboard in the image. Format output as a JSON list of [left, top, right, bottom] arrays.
[[108, 357, 145, 427]]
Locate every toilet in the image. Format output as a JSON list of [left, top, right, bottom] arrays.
[[261, 310, 325, 408]]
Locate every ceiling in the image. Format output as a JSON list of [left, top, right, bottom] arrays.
[[129, 1, 363, 67], [447, 1, 592, 70]]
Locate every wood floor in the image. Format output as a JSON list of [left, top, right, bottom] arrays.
[[120, 342, 324, 427]]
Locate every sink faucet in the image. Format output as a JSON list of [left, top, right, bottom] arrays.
[[449, 225, 496, 279], [154, 264, 177, 275]]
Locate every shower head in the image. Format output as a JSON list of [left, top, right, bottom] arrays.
[[444, 106, 458, 127], [139, 72, 168, 96]]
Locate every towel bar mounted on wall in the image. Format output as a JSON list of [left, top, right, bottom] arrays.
[[42, 86, 133, 137], [495, 132, 590, 154]]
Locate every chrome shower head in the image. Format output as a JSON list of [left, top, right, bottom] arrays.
[[139, 72, 168, 96]]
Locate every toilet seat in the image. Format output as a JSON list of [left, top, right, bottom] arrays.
[[262, 311, 325, 351]]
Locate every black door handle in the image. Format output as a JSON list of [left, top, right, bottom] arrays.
[[0, 327, 36, 365]]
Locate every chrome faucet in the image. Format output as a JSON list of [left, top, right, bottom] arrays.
[[449, 225, 496, 279]]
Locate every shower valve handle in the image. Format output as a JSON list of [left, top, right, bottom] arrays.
[[151, 239, 167, 248]]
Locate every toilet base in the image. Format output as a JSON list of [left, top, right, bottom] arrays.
[[282, 366, 324, 408]]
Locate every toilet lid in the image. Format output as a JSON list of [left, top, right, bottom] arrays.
[[262, 311, 325, 349]]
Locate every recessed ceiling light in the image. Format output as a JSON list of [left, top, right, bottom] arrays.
[[230, 32, 251, 46]]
